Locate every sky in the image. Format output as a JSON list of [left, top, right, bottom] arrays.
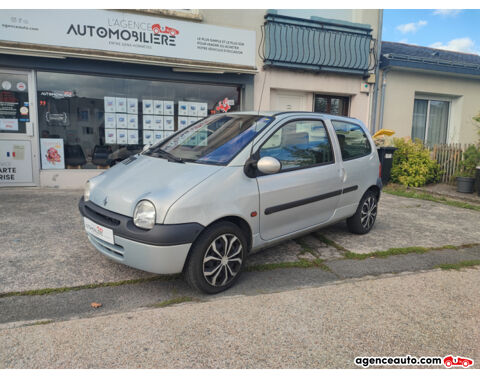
[[382, 9, 480, 55]]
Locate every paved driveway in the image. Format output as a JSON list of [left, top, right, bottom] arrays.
[[1, 187, 480, 293]]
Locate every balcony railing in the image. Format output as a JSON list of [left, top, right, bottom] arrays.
[[261, 12, 375, 75]]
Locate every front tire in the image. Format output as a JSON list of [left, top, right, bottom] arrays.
[[184, 221, 247, 294], [346, 190, 378, 234]]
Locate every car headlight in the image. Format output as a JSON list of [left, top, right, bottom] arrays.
[[84, 181, 91, 202], [133, 200, 156, 230]]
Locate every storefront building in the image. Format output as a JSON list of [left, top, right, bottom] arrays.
[[0, 9, 382, 188], [0, 9, 256, 187]]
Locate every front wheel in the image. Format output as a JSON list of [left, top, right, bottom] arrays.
[[346, 190, 378, 234], [184, 221, 247, 294]]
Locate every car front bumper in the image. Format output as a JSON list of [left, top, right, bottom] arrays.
[[87, 232, 191, 274], [79, 197, 203, 274]]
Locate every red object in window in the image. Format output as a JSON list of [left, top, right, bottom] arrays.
[[379, 162, 382, 178], [12, 152, 15, 157], [215, 98, 231, 113]]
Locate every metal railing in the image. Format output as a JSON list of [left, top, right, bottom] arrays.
[[261, 13, 376, 75]]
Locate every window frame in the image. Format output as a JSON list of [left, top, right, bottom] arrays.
[[411, 97, 450, 145], [313, 94, 350, 116], [254, 117, 336, 175], [331, 120, 372, 162]]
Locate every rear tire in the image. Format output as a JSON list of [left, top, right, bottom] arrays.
[[184, 221, 247, 294], [346, 190, 378, 234]]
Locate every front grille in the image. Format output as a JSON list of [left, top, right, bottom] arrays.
[[84, 203, 121, 227]]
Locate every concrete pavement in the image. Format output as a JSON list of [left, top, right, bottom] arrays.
[[1, 267, 479, 368]]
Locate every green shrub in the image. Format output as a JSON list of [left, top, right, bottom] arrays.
[[456, 145, 480, 178], [390, 138, 442, 187]]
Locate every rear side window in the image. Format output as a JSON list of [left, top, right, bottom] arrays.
[[332, 121, 372, 161]]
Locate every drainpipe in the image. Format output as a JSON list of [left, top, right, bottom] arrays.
[[369, 10, 383, 134], [378, 67, 390, 131]]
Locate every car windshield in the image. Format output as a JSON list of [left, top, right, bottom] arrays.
[[144, 114, 274, 165]]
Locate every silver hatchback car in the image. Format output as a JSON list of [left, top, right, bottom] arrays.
[[79, 112, 382, 293]]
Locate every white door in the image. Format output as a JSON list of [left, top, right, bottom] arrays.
[[270, 90, 311, 111], [0, 69, 39, 186]]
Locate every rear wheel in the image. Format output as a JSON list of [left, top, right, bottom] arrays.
[[346, 190, 378, 234], [184, 221, 247, 294]]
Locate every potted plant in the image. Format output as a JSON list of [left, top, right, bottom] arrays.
[[455, 145, 480, 193]]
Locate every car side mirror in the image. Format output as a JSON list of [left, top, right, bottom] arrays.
[[257, 156, 281, 175]]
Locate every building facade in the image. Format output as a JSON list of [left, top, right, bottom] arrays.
[[0, 9, 382, 188], [377, 42, 480, 146]]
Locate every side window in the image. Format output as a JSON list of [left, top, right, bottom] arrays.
[[332, 121, 372, 161], [259, 120, 333, 171]]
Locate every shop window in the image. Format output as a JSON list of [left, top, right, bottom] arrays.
[[331, 121, 371, 160], [36, 72, 241, 169], [412, 99, 449, 146], [314, 95, 349, 116]]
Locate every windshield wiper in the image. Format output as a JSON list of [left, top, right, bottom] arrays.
[[148, 148, 185, 164]]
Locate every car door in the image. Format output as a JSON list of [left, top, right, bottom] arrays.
[[330, 120, 376, 209], [255, 118, 343, 241]]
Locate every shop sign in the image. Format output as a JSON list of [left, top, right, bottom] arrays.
[[0, 10, 256, 67], [0, 140, 33, 184], [40, 138, 65, 170]]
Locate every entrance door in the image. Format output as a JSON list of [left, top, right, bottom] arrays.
[[0, 69, 39, 186]]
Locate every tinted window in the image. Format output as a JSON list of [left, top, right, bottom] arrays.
[[332, 121, 371, 160], [259, 120, 333, 170]]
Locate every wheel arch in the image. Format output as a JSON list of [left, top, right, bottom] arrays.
[[182, 215, 253, 273]]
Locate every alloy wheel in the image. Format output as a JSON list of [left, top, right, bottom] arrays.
[[360, 195, 377, 230], [202, 233, 243, 287]]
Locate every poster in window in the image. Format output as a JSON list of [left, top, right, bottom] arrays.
[[105, 113, 116, 128], [178, 101, 188, 116], [116, 114, 127, 129], [105, 129, 116, 144], [116, 129, 127, 144], [115, 97, 126, 113], [127, 98, 138, 114], [143, 130, 154, 145], [127, 115, 138, 129], [143, 115, 154, 130], [164, 116, 174, 130], [154, 131, 164, 143], [40, 138, 65, 169], [104, 97, 115, 113], [163, 101, 174, 115], [164, 131, 174, 138], [0, 119, 19, 131], [142, 99, 153, 115], [188, 103, 198, 117], [154, 100, 164, 115], [198, 103, 208, 117], [127, 129, 138, 145], [153, 116, 163, 130], [178, 117, 188, 130]]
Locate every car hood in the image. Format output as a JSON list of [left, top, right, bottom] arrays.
[[88, 154, 222, 223]]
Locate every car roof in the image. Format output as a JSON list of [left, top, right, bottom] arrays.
[[225, 111, 361, 123]]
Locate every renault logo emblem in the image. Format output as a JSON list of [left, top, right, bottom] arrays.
[[103, 197, 108, 206]]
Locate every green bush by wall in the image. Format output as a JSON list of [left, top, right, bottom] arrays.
[[390, 138, 442, 187]]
